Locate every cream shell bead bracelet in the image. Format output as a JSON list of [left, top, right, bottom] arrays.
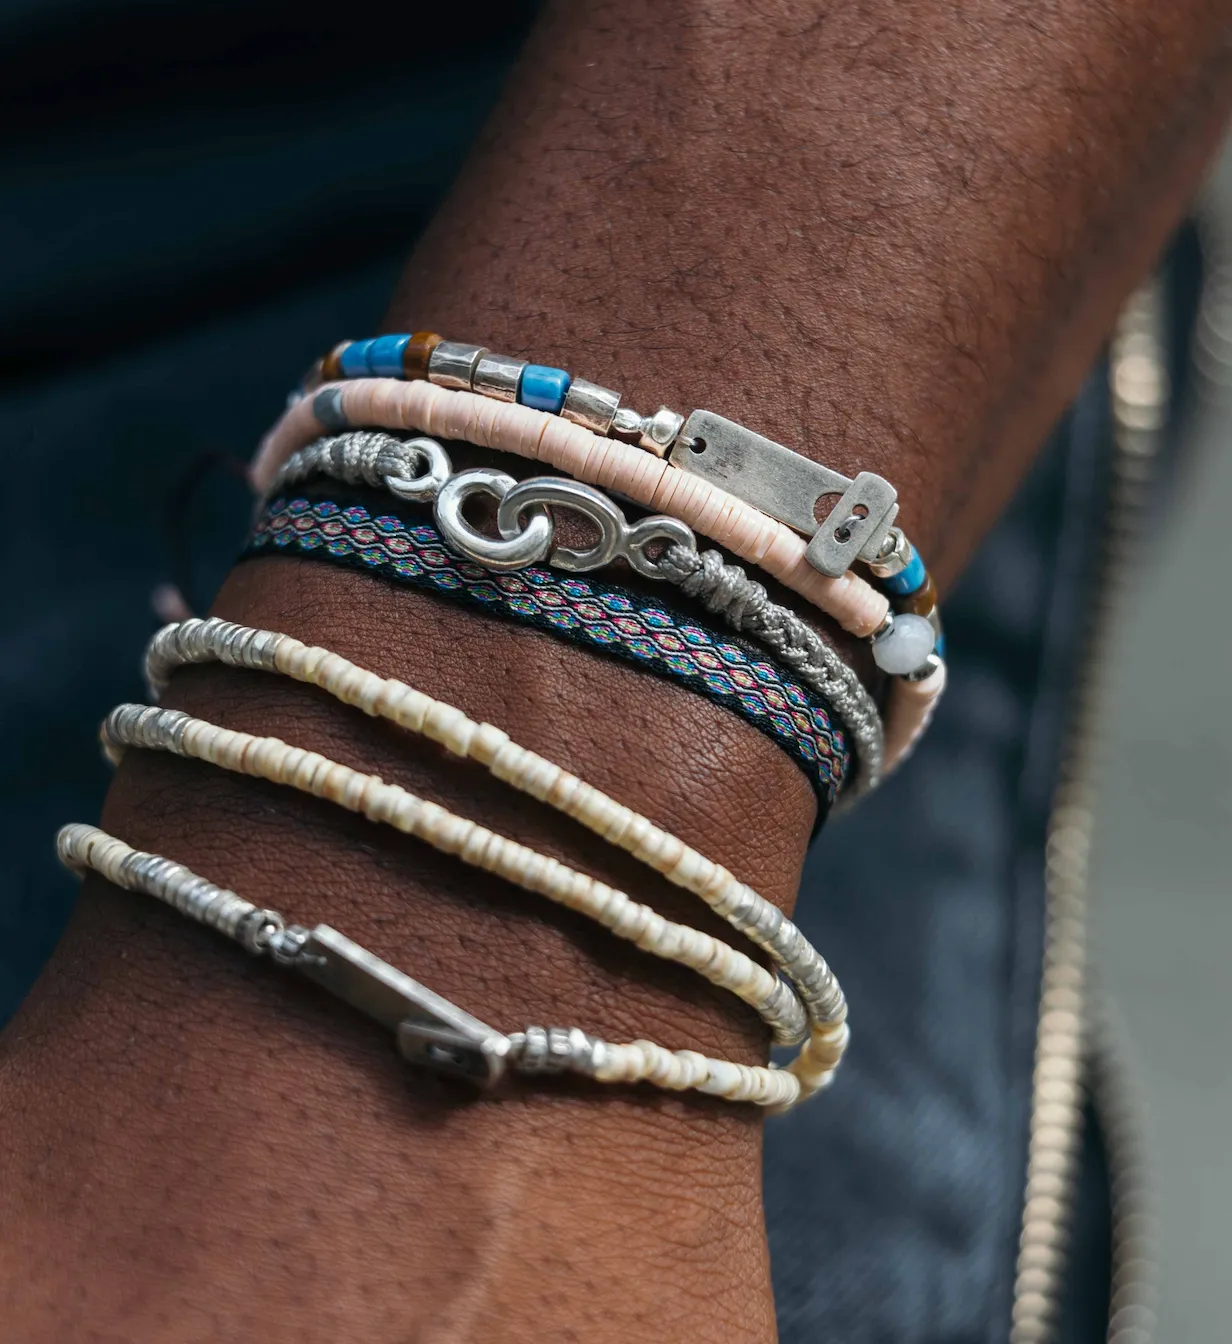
[[101, 683, 848, 1106], [144, 616, 846, 1042], [56, 824, 806, 1108]]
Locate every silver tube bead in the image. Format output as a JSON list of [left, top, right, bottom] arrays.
[[428, 341, 488, 390], [472, 352, 527, 402], [561, 376, 622, 434]]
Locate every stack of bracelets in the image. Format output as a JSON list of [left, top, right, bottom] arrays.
[[58, 329, 946, 1113]]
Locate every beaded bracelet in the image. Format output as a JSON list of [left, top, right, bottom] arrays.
[[98, 696, 848, 1107], [58, 825, 812, 1107], [250, 381, 946, 767], [264, 430, 884, 792], [144, 615, 845, 1038], [299, 334, 941, 643]]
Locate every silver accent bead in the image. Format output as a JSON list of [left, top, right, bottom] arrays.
[[520, 1025, 551, 1073], [903, 651, 944, 683], [611, 405, 645, 436], [638, 406, 685, 457], [267, 923, 312, 965], [867, 526, 914, 579], [561, 377, 622, 435], [237, 907, 286, 955], [428, 341, 488, 391], [472, 352, 527, 403]]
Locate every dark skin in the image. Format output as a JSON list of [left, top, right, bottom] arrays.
[[3, 3, 1231, 1340]]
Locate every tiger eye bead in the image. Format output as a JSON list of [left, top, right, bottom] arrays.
[[403, 331, 444, 380], [894, 572, 937, 617], [321, 341, 350, 383]]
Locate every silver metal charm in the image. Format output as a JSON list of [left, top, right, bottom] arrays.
[[496, 476, 696, 577], [293, 924, 510, 1086], [804, 471, 899, 578], [669, 410, 898, 576], [434, 468, 554, 571]]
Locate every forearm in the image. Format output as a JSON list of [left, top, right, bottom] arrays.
[[3, 3, 1229, 1342]]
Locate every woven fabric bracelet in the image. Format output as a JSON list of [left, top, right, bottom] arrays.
[[96, 699, 850, 1107], [246, 496, 851, 809], [264, 430, 885, 793], [57, 825, 816, 1107]]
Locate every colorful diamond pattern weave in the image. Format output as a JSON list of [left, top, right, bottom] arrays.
[[246, 496, 850, 807]]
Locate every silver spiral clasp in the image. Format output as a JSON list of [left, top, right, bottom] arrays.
[[436, 469, 698, 577], [497, 476, 696, 577], [434, 467, 555, 571]]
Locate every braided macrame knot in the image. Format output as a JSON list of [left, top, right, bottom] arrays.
[[266, 430, 431, 497], [659, 544, 884, 792]]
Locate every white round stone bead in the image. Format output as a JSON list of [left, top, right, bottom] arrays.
[[871, 612, 935, 675]]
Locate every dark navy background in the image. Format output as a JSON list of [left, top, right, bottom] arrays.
[[6, 4, 1180, 1338]]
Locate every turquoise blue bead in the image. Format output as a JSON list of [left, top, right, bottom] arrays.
[[366, 334, 410, 377], [339, 339, 375, 378], [519, 364, 572, 414], [882, 550, 927, 596], [933, 633, 946, 659]]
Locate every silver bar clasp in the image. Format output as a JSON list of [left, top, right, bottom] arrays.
[[292, 924, 510, 1087], [669, 410, 898, 576]]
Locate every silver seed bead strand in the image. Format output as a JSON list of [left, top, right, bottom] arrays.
[[140, 626, 841, 1027], [140, 622, 853, 1053], [55, 823, 274, 945]]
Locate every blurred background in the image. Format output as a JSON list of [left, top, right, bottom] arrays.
[[1089, 153, 1232, 1343], [1, 4, 1228, 1342]]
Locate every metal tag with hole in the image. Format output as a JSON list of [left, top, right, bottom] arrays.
[[806, 472, 899, 577], [668, 410, 897, 576], [295, 925, 509, 1086]]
